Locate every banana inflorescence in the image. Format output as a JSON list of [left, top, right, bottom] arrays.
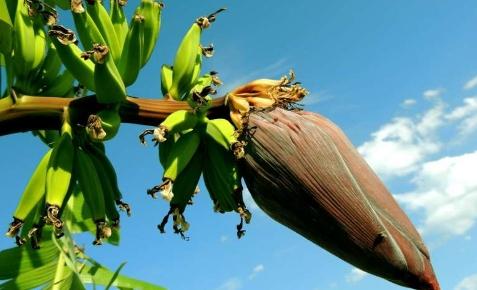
[[5, 0, 258, 250]]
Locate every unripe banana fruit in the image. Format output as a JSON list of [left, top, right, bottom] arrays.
[[86, 109, 121, 141]]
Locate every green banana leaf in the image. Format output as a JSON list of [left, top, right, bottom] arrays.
[[79, 263, 167, 290], [0, 0, 13, 55], [0, 240, 59, 280], [0, 260, 58, 289]]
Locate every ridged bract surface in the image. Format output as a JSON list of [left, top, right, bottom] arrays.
[[241, 108, 439, 290]]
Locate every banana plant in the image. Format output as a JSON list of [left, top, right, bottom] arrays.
[[0, 0, 442, 290]]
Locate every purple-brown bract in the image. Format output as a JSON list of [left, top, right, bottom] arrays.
[[241, 108, 440, 290]]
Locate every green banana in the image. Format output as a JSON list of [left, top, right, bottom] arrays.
[[203, 128, 250, 225], [6, 149, 53, 238], [20, 195, 46, 248], [72, 7, 106, 51], [40, 69, 75, 97], [168, 22, 201, 100], [205, 118, 244, 159], [85, 141, 131, 215], [86, 108, 121, 141], [170, 150, 203, 212], [32, 130, 61, 148], [169, 9, 225, 100], [118, 9, 144, 87], [36, 41, 62, 88], [158, 132, 178, 167], [45, 117, 75, 236], [12, 0, 36, 79], [163, 130, 201, 181], [109, 0, 128, 48], [160, 64, 173, 97], [86, 0, 121, 63], [152, 110, 199, 143], [49, 28, 95, 91], [189, 47, 203, 91], [92, 44, 127, 104], [84, 144, 120, 227], [148, 130, 201, 201], [75, 147, 109, 245], [31, 17, 47, 74], [140, 0, 162, 67]]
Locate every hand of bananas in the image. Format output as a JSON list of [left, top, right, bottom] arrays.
[[6, 107, 131, 247]]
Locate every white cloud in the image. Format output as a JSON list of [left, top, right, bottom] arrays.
[[423, 89, 442, 99], [445, 97, 477, 137], [358, 102, 443, 178], [220, 235, 229, 242], [359, 92, 477, 239], [446, 97, 477, 120], [249, 264, 265, 280], [401, 98, 417, 107], [455, 273, 477, 290], [396, 151, 477, 237], [464, 75, 477, 90], [345, 268, 368, 284], [216, 278, 242, 290]]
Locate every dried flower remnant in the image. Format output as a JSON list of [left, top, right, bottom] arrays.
[[225, 71, 308, 128], [240, 108, 440, 290], [147, 178, 174, 201]]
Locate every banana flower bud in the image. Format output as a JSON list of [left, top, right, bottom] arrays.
[[240, 108, 440, 290]]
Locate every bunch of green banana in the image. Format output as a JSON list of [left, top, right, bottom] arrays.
[[203, 118, 251, 237], [44, 114, 75, 238], [84, 141, 131, 217], [5, 148, 53, 244], [166, 8, 225, 100], [83, 143, 126, 229], [71, 2, 126, 103], [145, 125, 201, 238], [75, 146, 110, 245], [117, 0, 163, 87]]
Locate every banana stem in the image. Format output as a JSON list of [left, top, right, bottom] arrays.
[[0, 94, 228, 136]]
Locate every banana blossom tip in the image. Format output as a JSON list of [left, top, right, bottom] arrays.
[[240, 108, 439, 290]]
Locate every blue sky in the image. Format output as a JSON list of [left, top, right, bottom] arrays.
[[1, 0, 477, 289]]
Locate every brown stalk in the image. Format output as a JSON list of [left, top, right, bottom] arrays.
[[0, 93, 228, 136]]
